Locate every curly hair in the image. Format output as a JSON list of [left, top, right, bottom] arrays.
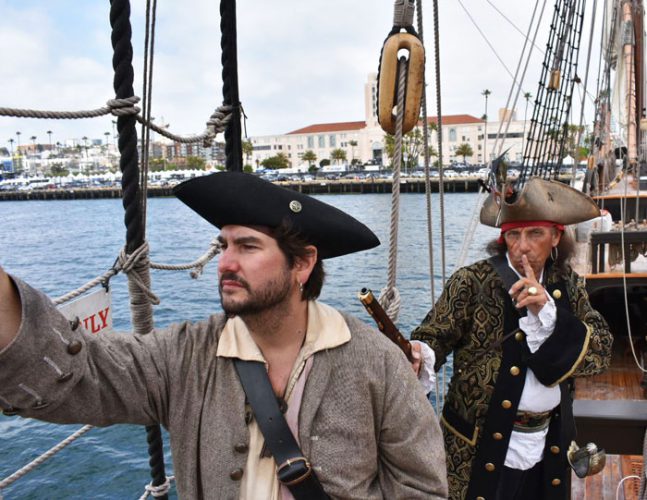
[[271, 219, 326, 301]]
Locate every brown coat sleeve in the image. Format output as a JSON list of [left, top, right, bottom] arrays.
[[0, 276, 214, 429]]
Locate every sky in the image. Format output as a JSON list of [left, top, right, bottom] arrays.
[[0, 0, 603, 148]]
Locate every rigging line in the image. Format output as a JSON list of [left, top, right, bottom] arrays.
[[492, 0, 547, 159], [432, 0, 446, 408], [619, 178, 647, 373], [379, 55, 407, 322], [413, 0, 446, 405], [484, 0, 546, 57], [415, 0, 436, 305], [455, 0, 531, 95], [140, 0, 159, 230], [456, 0, 546, 270], [0, 425, 94, 491], [573, 0, 599, 186], [110, 0, 167, 496]]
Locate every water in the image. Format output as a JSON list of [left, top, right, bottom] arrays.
[[0, 192, 497, 499]]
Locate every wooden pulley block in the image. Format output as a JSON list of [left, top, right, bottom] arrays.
[[378, 32, 425, 135], [548, 69, 561, 90]]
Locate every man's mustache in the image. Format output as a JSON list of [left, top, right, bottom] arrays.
[[219, 273, 250, 290]]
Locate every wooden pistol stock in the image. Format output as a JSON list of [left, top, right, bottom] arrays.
[[358, 288, 414, 362]]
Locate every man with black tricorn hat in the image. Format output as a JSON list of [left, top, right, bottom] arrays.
[[0, 172, 447, 499], [411, 176, 612, 499]]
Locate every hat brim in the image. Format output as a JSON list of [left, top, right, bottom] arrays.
[[480, 178, 600, 227], [173, 172, 380, 259]]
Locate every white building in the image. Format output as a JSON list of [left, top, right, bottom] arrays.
[[249, 73, 529, 169]]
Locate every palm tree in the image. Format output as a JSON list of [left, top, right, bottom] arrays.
[[242, 140, 254, 167], [8, 138, 14, 172], [481, 89, 491, 165], [522, 92, 533, 157], [455, 143, 474, 163], [47, 130, 53, 151], [330, 148, 347, 165], [349, 140, 358, 166]]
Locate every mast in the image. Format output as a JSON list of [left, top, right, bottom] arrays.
[[622, 0, 639, 169]]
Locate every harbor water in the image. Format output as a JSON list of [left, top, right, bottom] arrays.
[[0, 192, 497, 499]]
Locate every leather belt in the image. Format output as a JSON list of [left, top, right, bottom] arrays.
[[513, 410, 552, 433]]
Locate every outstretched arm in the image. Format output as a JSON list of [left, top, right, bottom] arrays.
[[0, 267, 22, 350]]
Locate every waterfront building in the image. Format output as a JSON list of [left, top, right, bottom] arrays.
[[248, 73, 529, 170]]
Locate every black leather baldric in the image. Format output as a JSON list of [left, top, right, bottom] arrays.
[[234, 359, 329, 500]]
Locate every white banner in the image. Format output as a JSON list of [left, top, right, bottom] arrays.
[[58, 288, 112, 335]]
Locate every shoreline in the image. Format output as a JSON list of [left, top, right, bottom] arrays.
[[0, 178, 485, 201]]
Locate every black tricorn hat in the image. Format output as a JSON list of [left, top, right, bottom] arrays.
[[173, 172, 380, 259]]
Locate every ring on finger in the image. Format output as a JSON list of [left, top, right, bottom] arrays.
[[527, 286, 538, 296]]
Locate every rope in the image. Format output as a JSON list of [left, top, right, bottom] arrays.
[[220, 0, 243, 172], [571, 0, 598, 185], [415, 0, 436, 304], [140, 106, 233, 145], [53, 268, 119, 306], [150, 238, 221, 278], [0, 97, 140, 119], [455, 0, 546, 270], [0, 425, 94, 491], [431, 0, 446, 409], [393, 0, 415, 28], [139, 0, 158, 231], [378, 54, 408, 322], [118, 242, 160, 306], [0, 98, 232, 145], [109, 1, 168, 496], [139, 476, 175, 500]]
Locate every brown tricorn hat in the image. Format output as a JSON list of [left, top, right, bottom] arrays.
[[480, 177, 600, 227]]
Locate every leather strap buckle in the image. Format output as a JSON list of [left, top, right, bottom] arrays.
[[277, 456, 313, 486]]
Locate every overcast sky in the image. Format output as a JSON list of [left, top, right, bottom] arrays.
[[0, 0, 602, 147]]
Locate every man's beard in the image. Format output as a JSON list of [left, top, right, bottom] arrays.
[[219, 269, 293, 316]]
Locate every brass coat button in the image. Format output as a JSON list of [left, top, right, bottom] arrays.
[[67, 340, 83, 355], [501, 400, 512, 409], [550, 445, 560, 454], [229, 468, 244, 481], [510, 366, 520, 376], [234, 443, 248, 453], [552, 478, 561, 486], [515, 331, 525, 341], [476, 497, 485, 500], [552, 289, 562, 300], [493, 432, 503, 440], [485, 462, 495, 472]]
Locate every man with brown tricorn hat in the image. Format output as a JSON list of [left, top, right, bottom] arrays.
[[411, 176, 612, 499], [0, 172, 447, 499]]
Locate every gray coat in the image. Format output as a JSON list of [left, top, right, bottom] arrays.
[[0, 278, 448, 499]]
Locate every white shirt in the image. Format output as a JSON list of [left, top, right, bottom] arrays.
[[415, 253, 561, 470]]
